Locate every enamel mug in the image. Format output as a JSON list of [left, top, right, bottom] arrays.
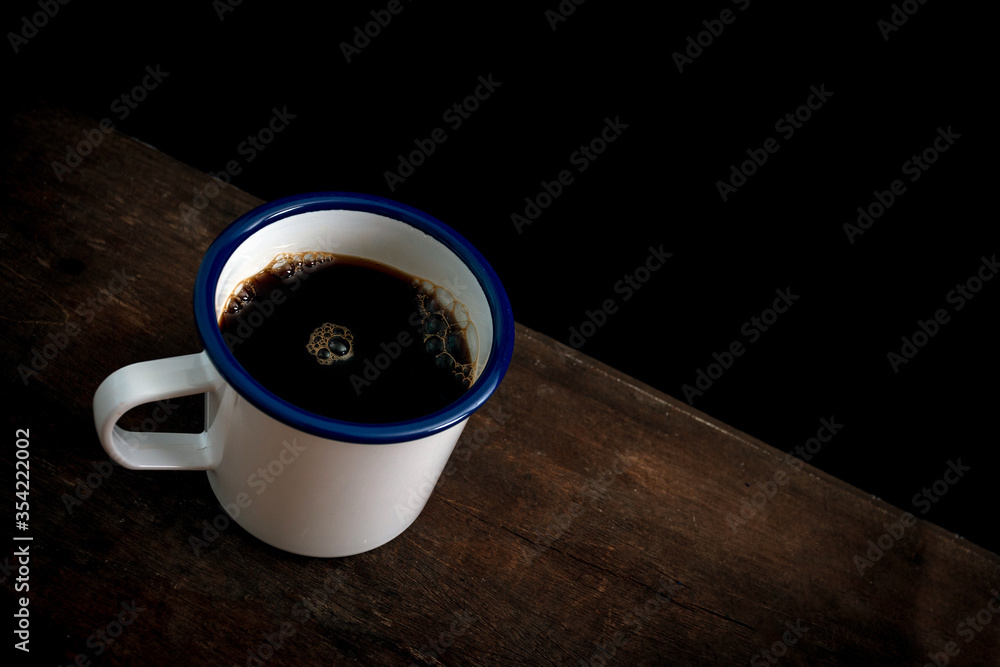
[[93, 192, 514, 557]]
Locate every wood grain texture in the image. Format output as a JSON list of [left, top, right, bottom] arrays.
[[2, 101, 998, 666]]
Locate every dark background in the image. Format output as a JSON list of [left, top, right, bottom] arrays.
[[4, 1, 995, 554]]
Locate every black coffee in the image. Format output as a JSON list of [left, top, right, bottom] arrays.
[[218, 252, 476, 423]]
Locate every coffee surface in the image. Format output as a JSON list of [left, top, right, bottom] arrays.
[[219, 252, 476, 423]]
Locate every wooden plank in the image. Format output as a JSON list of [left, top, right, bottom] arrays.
[[2, 101, 998, 666]]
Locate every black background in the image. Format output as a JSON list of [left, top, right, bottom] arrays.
[[4, 1, 996, 554]]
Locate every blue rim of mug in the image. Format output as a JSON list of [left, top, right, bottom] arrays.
[[193, 192, 515, 444]]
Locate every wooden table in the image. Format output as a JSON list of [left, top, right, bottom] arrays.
[[3, 101, 998, 666]]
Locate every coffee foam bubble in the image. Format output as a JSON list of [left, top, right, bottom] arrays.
[[306, 323, 354, 365], [414, 279, 478, 388], [223, 251, 336, 314]]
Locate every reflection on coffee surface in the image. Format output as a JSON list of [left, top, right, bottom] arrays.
[[218, 252, 477, 423]]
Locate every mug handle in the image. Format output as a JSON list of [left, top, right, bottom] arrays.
[[93, 351, 225, 470]]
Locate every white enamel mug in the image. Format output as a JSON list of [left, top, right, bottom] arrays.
[[93, 192, 515, 557]]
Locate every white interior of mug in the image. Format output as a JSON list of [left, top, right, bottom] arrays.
[[213, 209, 494, 376]]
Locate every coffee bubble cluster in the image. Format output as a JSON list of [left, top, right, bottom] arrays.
[[414, 279, 478, 388], [223, 251, 337, 315], [306, 323, 354, 365]]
